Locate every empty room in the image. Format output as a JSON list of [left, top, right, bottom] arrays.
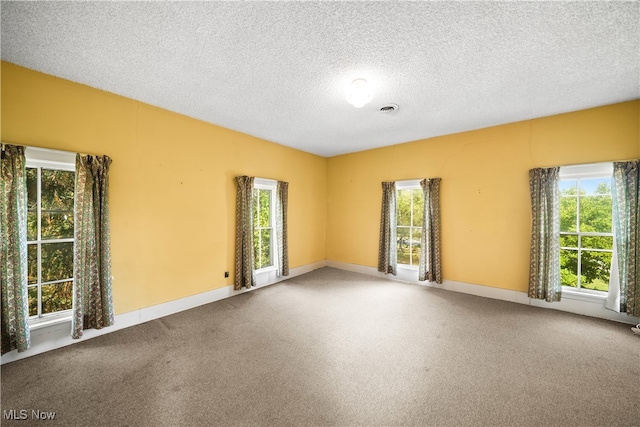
[[1, 2, 639, 426]]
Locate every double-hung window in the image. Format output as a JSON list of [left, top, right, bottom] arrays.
[[559, 163, 614, 293], [25, 148, 76, 323], [396, 180, 424, 267], [253, 178, 277, 271]]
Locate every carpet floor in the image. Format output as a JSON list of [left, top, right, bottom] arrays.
[[2, 267, 639, 426]]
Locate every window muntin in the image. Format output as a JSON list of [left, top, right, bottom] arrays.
[[396, 182, 423, 267], [26, 166, 75, 319], [559, 166, 613, 293]]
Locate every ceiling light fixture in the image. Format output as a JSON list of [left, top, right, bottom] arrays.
[[346, 78, 372, 108]]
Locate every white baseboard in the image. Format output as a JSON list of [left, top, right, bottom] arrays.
[[326, 260, 639, 325], [1, 260, 327, 365]]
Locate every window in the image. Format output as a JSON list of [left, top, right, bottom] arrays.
[[25, 148, 76, 322], [559, 163, 613, 293], [253, 178, 277, 271], [396, 180, 424, 267]]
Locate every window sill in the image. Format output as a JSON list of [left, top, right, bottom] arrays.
[[561, 287, 607, 303], [29, 315, 72, 331]]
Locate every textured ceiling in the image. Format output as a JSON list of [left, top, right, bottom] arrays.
[[2, 1, 638, 157]]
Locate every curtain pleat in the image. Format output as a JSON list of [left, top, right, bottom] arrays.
[[419, 178, 442, 283], [611, 160, 639, 316], [528, 167, 561, 302], [378, 182, 397, 275], [1, 145, 31, 354], [72, 154, 114, 339], [276, 181, 289, 277], [235, 176, 255, 289]]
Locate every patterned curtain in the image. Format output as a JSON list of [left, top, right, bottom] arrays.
[[611, 160, 639, 316], [378, 182, 397, 275], [276, 181, 289, 278], [419, 178, 442, 284], [528, 167, 561, 302], [72, 154, 114, 339], [235, 176, 255, 290], [1, 145, 31, 354]]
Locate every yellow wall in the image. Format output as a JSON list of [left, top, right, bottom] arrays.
[[1, 62, 327, 314], [3, 60, 638, 308], [327, 101, 639, 292]]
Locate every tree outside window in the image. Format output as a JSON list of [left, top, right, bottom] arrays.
[[559, 177, 613, 292]]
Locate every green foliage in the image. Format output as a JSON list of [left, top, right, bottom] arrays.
[[26, 167, 75, 317], [252, 188, 273, 269], [559, 179, 613, 292], [396, 189, 423, 266]]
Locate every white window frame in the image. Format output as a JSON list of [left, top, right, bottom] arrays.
[[558, 162, 614, 295], [25, 147, 76, 327], [253, 178, 278, 273], [396, 179, 422, 269]]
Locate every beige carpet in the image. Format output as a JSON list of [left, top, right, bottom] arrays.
[[2, 267, 639, 426]]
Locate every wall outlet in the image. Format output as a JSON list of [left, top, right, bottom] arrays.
[[224, 271, 229, 278]]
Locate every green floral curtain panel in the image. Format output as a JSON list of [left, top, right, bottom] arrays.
[[378, 182, 397, 275], [235, 176, 255, 290], [72, 154, 115, 339], [611, 160, 639, 317], [1, 145, 31, 354], [419, 178, 442, 284], [528, 167, 562, 302], [276, 181, 289, 278]]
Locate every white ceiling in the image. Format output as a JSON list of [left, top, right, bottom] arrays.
[[2, 1, 638, 157]]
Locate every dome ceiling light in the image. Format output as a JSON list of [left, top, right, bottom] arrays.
[[346, 78, 372, 108]]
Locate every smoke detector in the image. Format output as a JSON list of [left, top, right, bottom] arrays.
[[379, 104, 398, 113]]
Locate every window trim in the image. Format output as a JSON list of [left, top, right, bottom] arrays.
[[25, 147, 76, 327], [253, 178, 278, 273], [558, 162, 614, 295]]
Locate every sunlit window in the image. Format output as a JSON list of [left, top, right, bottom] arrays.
[[559, 164, 613, 293], [252, 179, 277, 271], [396, 181, 423, 267], [25, 154, 75, 320]]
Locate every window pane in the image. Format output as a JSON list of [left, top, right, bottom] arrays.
[[27, 168, 37, 211], [397, 190, 411, 226], [28, 286, 38, 317], [581, 236, 613, 250], [411, 227, 422, 266], [261, 229, 272, 267], [41, 281, 73, 314], [560, 234, 578, 248], [581, 178, 611, 196], [27, 168, 38, 241], [560, 249, 578, 288], [397, 227, 410, 265], [559, 180, 577, 195], [41, 211, 74, 240], [579, 195, 612, 233], [412, 189, 424, 227], [253, 228, 261, 269], [258, 190, 271, 228], [28, 244, 38, 285], [581, 250, 611, 292], [27, 211, 37, 241], [560, 196, 577, 232], [41, 242, 74, 282], [41, 169, 74, 211]]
